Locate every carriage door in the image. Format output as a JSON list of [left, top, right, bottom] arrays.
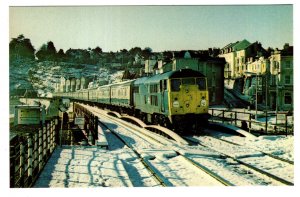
[[160, 80, 168, 113]]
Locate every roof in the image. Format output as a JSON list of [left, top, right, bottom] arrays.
[[109, 79, 136, 87], [232, 39, 251, 51], [134, 69, 205, 85], [221, 39, 251, 52]]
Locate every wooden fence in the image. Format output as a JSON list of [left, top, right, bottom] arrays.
[[10, 118, 59, 188], [209, 109, 293, 135]]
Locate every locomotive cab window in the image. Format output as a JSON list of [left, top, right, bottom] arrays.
[[196, 78, 206, 90], [171, 79, 181, 91]]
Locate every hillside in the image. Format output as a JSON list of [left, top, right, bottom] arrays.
[[9, 60, 127, 98]]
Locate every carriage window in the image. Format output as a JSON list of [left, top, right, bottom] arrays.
[[196, 78, 206, 90], [171, 79, 181, 91], [182, 78, 195, 85]]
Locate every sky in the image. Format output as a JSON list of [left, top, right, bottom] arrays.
[[9, 5, 293, 52]]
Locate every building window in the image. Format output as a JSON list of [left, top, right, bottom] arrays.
[[285, 75, 291, 85], [284, 92, 292, 104], [270, 75, 276, 86]]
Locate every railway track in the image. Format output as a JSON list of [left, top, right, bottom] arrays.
[[99, 117, 230, 186], [98, 120, 168, 186], [76, 103, 293, 186], [79, 103, 234, 186], [183, 135, 294, 186]]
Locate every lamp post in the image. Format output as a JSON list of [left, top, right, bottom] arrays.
[[275, 70, 281, 125], [255, 73, 258, 120], [265, 65, 268, 133]]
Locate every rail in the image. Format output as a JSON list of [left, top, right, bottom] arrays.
[[10, 118, 59, 188]]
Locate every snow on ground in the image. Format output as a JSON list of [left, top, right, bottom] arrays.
[[147, 155, 224, 186], [34, 147, 135, 187], [195, 131, 294, 184], [34, 104, 294, 187], [184, 150, 283, 186], [211, 131, 294, 161], [34, 122, 160, 187]]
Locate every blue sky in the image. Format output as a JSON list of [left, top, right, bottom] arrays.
[[9, 5, 293, 52]]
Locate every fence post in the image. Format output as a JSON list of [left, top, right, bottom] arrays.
[[95, 116, 98, 141], [19, 140, 25, 187], [235, 111, 237, 126], [265, 110, 268, 134], [70, 123, 73, 146], [285, 115, 288, 136], [38, 129, 43, 171], [222, 110, 225, 124], [34, 133, 38, 172], [10, 145, 16, 188], [50, 120, 53, 153], [54, 118, 58, 147], [248, 114, 252, 132], [47, 123, 50, 155], [27, 134, 33, 186], [87, 124, 92, 144], [43, 125, 47, 160]]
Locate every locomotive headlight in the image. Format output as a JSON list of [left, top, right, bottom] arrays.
[[173, 100, 180, 108]]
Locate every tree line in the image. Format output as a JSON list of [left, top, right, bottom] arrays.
[[9, 34, 154, 65]]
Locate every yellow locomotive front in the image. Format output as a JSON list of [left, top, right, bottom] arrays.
[[168, 75, 210, 131]]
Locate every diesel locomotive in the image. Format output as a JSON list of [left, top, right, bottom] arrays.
[[53, 69, 210, 132]]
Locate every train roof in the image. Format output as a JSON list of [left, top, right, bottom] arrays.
[[109, 79, 136, 87], [134, 69, 205, 85]]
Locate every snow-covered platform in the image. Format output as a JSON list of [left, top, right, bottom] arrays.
[[34, 146, 133, 187]]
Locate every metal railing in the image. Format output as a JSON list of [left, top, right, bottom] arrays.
[[209, 108, 293, 135], [10, 118, 59, 188]]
